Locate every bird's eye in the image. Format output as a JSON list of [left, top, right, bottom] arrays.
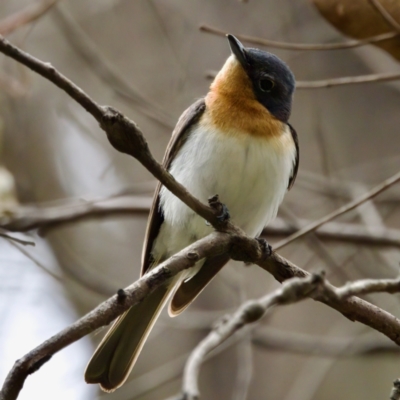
[[259, 78, 275, 92]]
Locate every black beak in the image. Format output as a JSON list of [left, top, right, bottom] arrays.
[[227, 34, 248, 69]]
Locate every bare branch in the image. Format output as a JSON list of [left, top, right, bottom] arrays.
[[4, 196, 400, 248], [0, 0, 60, 36], [296, 72, 400, 88], [0, 34, 225, 229], [274, 170, 400, 250], [0, 195, 151, 232], [0, 232, 34, 246], [6, 240, 63, 283], [332, 277, 400, 298], [182, 274, 400, 399], [368, 0, 400, 33], [200, 24, 399, 51], [2, 225, 400, 400], [0, 231, 231, 400], [182, 274, 322, 400]]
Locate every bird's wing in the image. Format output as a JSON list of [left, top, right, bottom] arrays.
[[169, 253, 231, 316], [287, 123, 299, 190], [141, 98, 206, 276]]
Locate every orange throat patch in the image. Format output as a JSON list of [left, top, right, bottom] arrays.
[[204, 56, 284, 139]]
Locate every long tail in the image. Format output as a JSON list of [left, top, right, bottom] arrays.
[[84, 278, 176, 392]]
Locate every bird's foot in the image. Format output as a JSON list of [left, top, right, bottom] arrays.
[[208, 194, 230, 222], [256, 237, 272, 260], [216, 203, 230, 222]]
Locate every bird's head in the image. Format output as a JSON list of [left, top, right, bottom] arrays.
[[210, 35, 295, 124]]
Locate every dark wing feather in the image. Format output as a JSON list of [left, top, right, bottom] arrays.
[[169, 254, 230, 316], [141, 98, 206, 276], [287, 123, 299, 190]]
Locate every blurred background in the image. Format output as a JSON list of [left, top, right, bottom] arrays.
[[1, 0, 400, 399]]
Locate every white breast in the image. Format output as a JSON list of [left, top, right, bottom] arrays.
[[154, 124, 296, 259]]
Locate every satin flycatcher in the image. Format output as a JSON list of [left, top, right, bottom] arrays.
[[85, 34, 299, 392]]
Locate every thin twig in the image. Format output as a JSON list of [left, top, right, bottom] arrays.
[[0, 232, 34, 246], [274, 170, 400, 250], [333, 277, 400, 298], [296, 72, 400, 89], [6, 240, 63, 283], [200, 25, 399, 51], [0, 195, 151, 232], [182, 274, 323, 400], [367, 0, 400, 33], [0, 0, 60, 36]]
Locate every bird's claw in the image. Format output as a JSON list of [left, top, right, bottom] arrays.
[[216, 203, 230, 222], [256, 238, 272, 260]]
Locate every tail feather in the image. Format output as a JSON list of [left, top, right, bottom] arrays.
[[85, 280, 174, 392]]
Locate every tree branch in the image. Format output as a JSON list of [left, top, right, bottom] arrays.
[[181, 274, 400, 400], [274, 170, 400, 250], [200, 24, 399, 51], [296, 72, 400, 88], [0, 231, 232, 400], [4, 196, 400, 248], [0, 34, 227, 230]]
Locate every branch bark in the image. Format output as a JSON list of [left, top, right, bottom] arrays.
[[274, 170, 400, 250]]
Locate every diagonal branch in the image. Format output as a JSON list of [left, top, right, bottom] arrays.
[[2, 227, 400, 399], [274, 170, 400, 250], [0, 231, 232, 400], [0, 34, 225, 230]]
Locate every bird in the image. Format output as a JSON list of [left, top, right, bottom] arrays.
[[84, 34, 299, 392]]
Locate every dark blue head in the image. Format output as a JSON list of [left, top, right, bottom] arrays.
[[227, 35, 295, 123]]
